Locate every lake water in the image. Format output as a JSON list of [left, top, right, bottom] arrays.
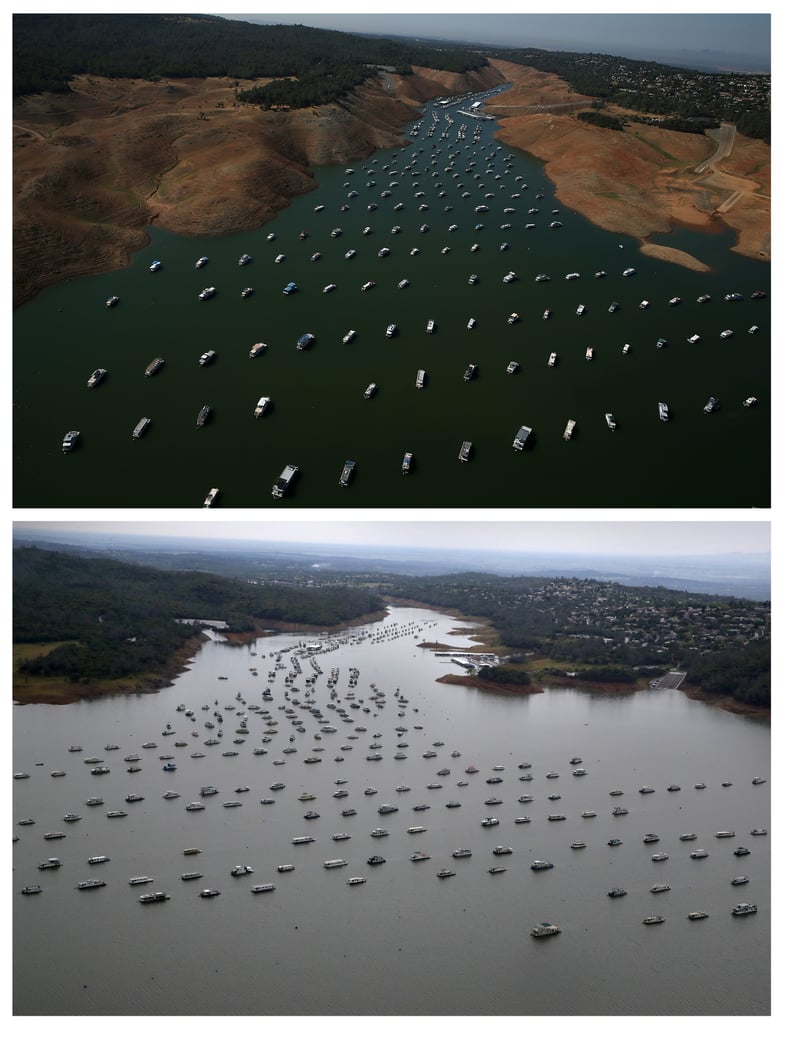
[[13, 93, 770, 507], [13, 606, 770, 1016]]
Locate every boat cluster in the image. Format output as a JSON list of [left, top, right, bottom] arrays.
[[16, 612, 766, 935]]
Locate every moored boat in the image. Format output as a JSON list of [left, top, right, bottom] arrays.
[[401, 452, 413, 474], [196, 405, 212, 427], [458, 440, 472, 462], [87, 368, 107, 388], [339, 460, 356, 487], [563, 419, 576, 441], [145, 357, 164, 377], [132, 417, 151, 439], [272, 463, 299, 499], [199, 349, 216, 365], [605, 413, 616, 431], [62, 430, 80, 452], [254, 396, 270, 418], [732, 903, 757, 915], [512, 425, 532, 450], [531, 923, 561, 937]]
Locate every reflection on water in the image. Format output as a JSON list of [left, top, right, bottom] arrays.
[[14, 607, 769, 1016]]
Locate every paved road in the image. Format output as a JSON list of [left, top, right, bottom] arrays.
[[695, 122, 736, 173], [654, 670, 687, 690]]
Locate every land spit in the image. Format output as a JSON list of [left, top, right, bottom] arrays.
[[13, 60, 769, 307]]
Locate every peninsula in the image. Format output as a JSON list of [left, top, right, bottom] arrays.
[[13, 15, 769, 307]]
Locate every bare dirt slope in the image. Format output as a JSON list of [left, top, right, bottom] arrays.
[[486, 60, 770, 268], [13, 67, 502, 306], [13, 60, 769, 305]]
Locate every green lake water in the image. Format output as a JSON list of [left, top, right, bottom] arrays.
[[13, 101, 770, 508]]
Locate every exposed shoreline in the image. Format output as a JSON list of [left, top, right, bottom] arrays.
[[13, 61, 768, 307]]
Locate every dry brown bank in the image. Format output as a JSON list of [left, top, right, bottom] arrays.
[[486, 60, 769, 267], [13, 66, 501, 306], [13, 59, 769, 306]]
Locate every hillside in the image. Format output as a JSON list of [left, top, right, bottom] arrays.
[[13, 546, 385, 702], [12, 15, 769, 306], [13, 64, 502, 307]]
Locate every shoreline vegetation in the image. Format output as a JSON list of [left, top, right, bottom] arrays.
[[13, 55, 769, 307], [12, 596, 767, 720]]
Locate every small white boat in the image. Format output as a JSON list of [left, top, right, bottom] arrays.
[[605, 413, 616, 431], [512, 425, 532, 451], [416, 369, 426, 388], [364, 383, 376, 399], [563, 419, 576, 441], [62, 430, 80, 452], [342, 329, 356, 344], [548, 352, 557, 367], [254, 397, 270, 418], [339, 460, 356, 487], [531, 923, 561, 937], [149, 260, 162, 272], [87, 368, 107, 388]]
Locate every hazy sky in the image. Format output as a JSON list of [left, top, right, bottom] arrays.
[[15, 520, 770, 556], [222, 5, 772, 70]]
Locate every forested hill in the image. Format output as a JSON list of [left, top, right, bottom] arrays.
[[13, 547, 383, 686], [12, 13, 487, 98]]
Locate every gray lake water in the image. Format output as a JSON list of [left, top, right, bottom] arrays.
[[13, 91, 770, 507], [13, 606, 770, 1016]]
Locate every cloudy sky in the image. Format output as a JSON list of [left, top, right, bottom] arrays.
[[15, 518, 770, 557], [222, 5, 772, 71]]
